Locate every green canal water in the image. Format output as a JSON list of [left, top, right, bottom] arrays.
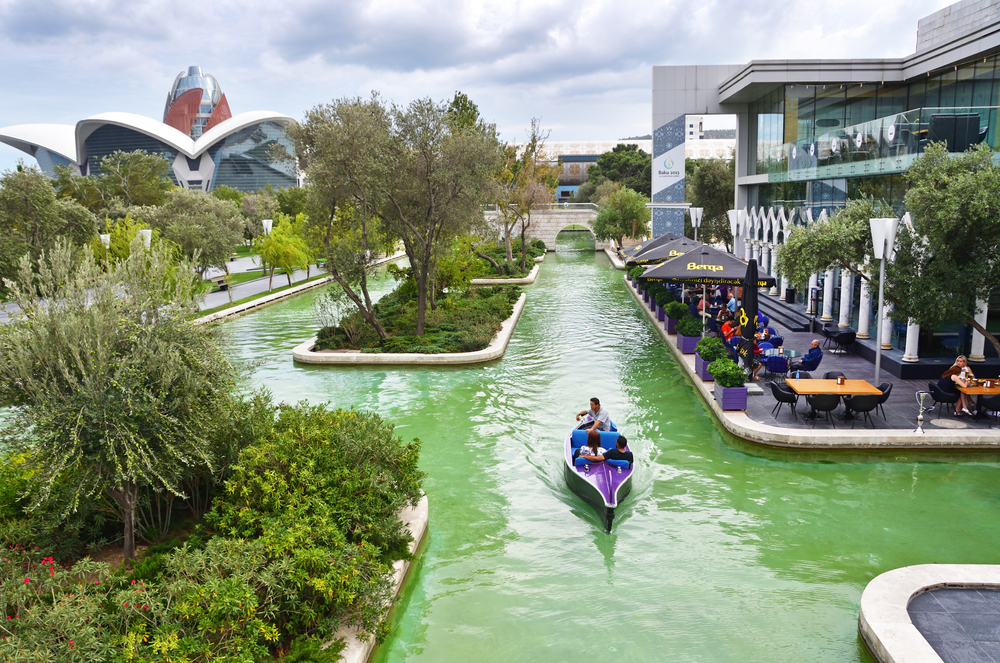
[[224, 234, 1000, 663]]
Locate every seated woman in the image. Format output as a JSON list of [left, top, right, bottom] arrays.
[[940, 355, 976, 416], [574, 430, 604, 460]]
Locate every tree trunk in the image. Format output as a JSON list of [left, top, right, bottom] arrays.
[[968, 314, 1000, 361], [286, 270, 293, 287], [108, 482, 138, 563], [415, 265, 429, 336], [476, 251, 504, 276], [268, 266, 274, 292], [504, 230, 513, 262], [225, 266, 233, 303], [520, 223, 528, 272]]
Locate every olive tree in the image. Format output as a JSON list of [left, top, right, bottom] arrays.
[[0, 239, 238, 562], [145, 188, 245, 277]]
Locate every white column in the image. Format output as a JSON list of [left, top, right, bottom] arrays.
[[881, 303, 894, 350], [760, 243, 770, 277], [857, 275, 872, 339], [768, 244, 780, 296], [902, 320, 921, 362], [779, 274, 790, 301], [970, 299, 989, 362], [807, 273, 819, 314], [838, 268, 854, 327], [821, 269, 835, 321]]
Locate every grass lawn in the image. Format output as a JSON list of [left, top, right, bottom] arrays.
[[234, 244, 254, 258], [198, 274, 330, 318]]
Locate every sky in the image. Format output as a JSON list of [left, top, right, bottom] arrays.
[[0, 0, 960, 172]]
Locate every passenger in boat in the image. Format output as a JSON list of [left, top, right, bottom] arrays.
[[576, 397, 611, 431], [574, 430, 604, 460], [579, 435, 633, 466]]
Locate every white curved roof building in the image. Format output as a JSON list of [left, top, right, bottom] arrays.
[[0, 67, 297, 192]]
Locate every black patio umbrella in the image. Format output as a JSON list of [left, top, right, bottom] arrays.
[[625, 236, 704, 267], [619, 232, 681, 260], [736, 259, 762, 375], [635, 245, 776, 288]]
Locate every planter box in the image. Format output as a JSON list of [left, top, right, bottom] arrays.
[[656, 305, 666, 321], [695, 352, 714, 381], [648, 298, 656, 311], [665, 317, 677, 334], [641, 291, 649, 303], [714, 384, 748, 411], [676, 332, 700, 354]]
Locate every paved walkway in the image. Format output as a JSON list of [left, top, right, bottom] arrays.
[[910, 589, 1000, 663], [745, 322, 998, 433]]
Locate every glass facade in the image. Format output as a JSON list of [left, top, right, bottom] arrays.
[[84, 125, 179, 184], [209, 121, 296, 191], [748, 53, 1000, 216]]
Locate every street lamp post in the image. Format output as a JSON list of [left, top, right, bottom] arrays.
[[261, 219, 273, 236], [690, 207, 703, 242], [139, 229, 152, 250], [869, 217, 900, 384]]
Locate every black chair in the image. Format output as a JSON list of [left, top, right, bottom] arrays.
[[876, 382, 892, 420], [822, 322, 840, 348], [788, 371, 813, 381], [823, 371, 846, 380], [832, 330, 857, 354], [979, 394, 1000, 426], [844, 394, 880, 429], [806, 393, 841, 427], [927, 382, 960, 417], [769, 382, 799, 420]]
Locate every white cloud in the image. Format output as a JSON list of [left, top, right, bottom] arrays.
[[0, 0, 960, 171]]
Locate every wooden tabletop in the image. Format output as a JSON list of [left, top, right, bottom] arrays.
[[957, 384, 1000, 396], [785, 379, 884, 396]]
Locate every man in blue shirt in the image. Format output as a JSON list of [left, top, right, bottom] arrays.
[[790, 339, 822, 371], [726, 292, 737, 314]]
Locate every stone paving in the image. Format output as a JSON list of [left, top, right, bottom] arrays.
[[744, 320, 999, 433], [909, 589, 1000, 663]]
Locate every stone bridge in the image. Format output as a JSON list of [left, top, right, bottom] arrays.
[[484, 204, 607, 251]]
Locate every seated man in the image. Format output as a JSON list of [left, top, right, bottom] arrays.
[[575, 397, 611, 432], [578, 435, 633, 466], [790, 339, 822, 371]]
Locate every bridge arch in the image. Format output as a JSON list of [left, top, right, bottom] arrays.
[[483, 204, 607, 251]]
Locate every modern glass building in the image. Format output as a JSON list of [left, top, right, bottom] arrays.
[[651, 0, 1000, 375], [0, 66, 296, 193]]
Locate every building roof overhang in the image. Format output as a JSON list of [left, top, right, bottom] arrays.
[[718, 18, 1000, 104], [0, 111, 297, 168], [0, 123, 79, 165]]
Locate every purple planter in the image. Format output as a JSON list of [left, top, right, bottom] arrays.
[[641, 291, 649, 303], [695, 352, 713, 381], [714, 384, 748, 410], [665, 317, 677, 334], [648, 298, 656, 311], [676, 332, 700, 354], [656, 305, 666, 321]]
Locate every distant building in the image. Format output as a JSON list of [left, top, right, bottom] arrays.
[[0, 66, 296, 192]]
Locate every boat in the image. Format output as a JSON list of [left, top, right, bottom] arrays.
[[563, 423, 633, 531]]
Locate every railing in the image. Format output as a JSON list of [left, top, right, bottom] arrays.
[[483, 203, 598, 212]]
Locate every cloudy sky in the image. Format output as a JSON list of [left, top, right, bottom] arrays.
[[0, 0, 959, 171]]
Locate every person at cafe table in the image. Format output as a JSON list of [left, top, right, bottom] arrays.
[[789, 340, 822, 372], [939, 355, 976, 417]]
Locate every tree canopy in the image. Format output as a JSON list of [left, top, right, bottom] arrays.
[[145, 188, 245, 277], [0, 239, 238, 561], [686, 157, 735, 249], [584, 144, 651, 197], [54, 150, 173, 213], [592, 187, 651, 248]]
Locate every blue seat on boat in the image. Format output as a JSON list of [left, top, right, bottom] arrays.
[[606, 459, 630, 469], [570, 429, 621, 449]]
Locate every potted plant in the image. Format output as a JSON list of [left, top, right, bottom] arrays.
[[675, 315, 702, 354], [654, 289, 674, 321], [709, 358, 749, 410], [645, 283, 664, 311], [629, 266, 643, 286], [664, 301, 688, 334], [695, 336, 727, 381]]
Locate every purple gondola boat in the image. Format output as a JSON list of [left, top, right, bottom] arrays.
[[563, 424, 633, 531]]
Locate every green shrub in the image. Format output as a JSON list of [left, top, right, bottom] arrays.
[[664, 301, 689, 320], [207, 404, 424, 639], [654, 289, 675, 306], [675, 316, 703, 338], [708, 358, 748, 387], [695, 336, 728, 363], [629, 267, 644, 280]]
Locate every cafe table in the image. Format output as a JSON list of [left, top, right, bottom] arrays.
[[785, 378, 884, 396], [763, 348, 801, 359], [957, 382, 1000, 418]]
